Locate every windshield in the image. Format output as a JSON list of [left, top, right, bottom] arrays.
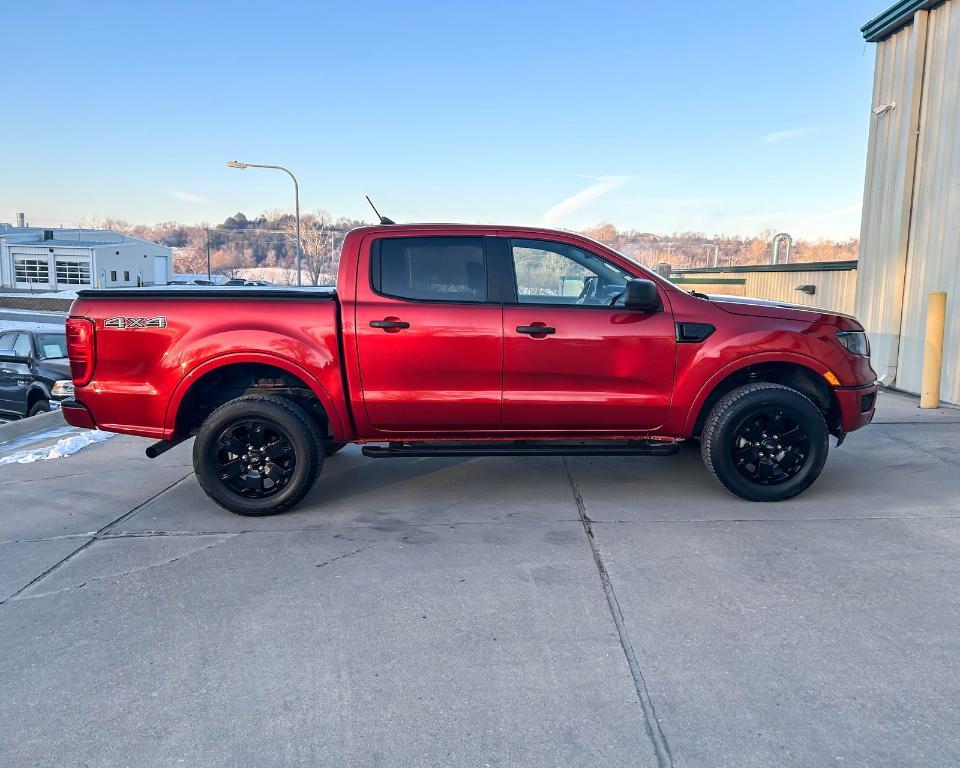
[[574, 237, 687, 295], [36, 332, 67, 359]]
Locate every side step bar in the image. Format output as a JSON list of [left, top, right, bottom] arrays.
[[361, 440, 681, 458]]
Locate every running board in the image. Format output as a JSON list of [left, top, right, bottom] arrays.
[[361, 440, 680, 458]]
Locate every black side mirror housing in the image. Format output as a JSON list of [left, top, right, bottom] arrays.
[[0, 349, 28, 364], [623, 278, 661, 312]]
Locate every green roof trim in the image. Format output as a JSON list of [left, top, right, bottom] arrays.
[[861, 0, 944, 41], [673, 260, 858, 275], [669, 277, 746, 285]]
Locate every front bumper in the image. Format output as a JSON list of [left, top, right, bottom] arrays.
[[834, 382, 878, 433]]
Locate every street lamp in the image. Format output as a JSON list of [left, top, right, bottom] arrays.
[[226, 160, 302, 285]]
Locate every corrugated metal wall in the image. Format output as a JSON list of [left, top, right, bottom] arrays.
[[672, 266, 858, 315], [858, 0, 960, 403], [856, 12, 927, 385], [896, 0, 960, 402]]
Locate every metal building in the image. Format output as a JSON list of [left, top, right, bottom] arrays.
[[0, 223, 172, 290], [858, 0, 960, 403]]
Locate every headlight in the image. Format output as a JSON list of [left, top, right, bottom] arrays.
[[51, 380, 75, 397], [835, 331, 870, 357]]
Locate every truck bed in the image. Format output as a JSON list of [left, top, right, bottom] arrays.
[[77, 287, 337, 299]]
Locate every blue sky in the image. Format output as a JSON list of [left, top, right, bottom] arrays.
[[2, 0, 884, 239]]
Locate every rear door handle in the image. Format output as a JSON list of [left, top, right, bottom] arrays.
[[370, 319, 410, 330], [516, 325, 556, 335]]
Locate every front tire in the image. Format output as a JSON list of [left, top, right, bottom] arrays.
[[701, 383, 828, 501], [193, 394, 323, 516], [28, 399, 51, 417]]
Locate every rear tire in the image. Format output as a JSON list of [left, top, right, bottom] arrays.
[[28, 399, 51, 417], [193, 394, 322, 516], [701, 382, 828, 501]]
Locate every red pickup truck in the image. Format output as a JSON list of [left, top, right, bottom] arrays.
[[63, 224, 877, 515]]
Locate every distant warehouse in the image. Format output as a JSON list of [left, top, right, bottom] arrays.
[[858, 0, 960, 404], [0, 220, 172, 291]]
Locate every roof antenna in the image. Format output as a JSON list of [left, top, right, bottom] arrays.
[[365, 195, 395, 225]]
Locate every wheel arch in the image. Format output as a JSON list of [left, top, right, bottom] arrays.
[[26, 384, 50, 410], [683, 354, 841, 438], [165, 353, 345, 441]]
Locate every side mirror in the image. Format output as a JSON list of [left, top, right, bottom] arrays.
[[0, 348, 28, 364], [623, 278, 661, 312]]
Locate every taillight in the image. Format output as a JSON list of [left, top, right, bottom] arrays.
[[66, 317, 96, 386]]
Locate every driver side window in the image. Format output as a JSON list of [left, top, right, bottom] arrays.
[[12, 334, 33, 358], [510, 239, 631, 306]]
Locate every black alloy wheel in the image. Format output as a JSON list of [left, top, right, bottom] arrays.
[[215, 418, 297, 498], [730, 405, 810, 485]]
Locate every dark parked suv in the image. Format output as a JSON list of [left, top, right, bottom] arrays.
[[0, 329, 74, 418]]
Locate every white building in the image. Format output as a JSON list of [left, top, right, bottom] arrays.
[[858, 0, 960, 403], [0, 223, 172, 290]]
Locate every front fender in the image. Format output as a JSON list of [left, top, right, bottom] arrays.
[[672, 350, 835, 436]]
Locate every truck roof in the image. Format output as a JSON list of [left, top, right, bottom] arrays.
[[348, 223, 590, 238]]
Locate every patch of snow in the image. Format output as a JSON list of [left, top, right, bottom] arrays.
[[0, 320, 64, 333], [0, 289, 78, 299], [233, 266, 336, 286], [0, 307, 67, 316], [0, 430, 113, 465]]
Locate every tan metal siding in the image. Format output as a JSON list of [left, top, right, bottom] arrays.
[[897, 0, 960, 401], [741, 270, 857, 315], [676, 268, 857, 314], [855, 13, 928, 383]]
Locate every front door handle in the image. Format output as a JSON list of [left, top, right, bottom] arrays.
[[370, 318, 410, 330], [516, 324, 556, 335]]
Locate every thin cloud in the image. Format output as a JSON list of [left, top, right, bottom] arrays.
[[168, 190, 209, 204], [543, 175, 627, 226], [762, 126, 824, 144], [698, 201, 862, 240]]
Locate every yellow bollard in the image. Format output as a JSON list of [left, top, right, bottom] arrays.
[[920, 291, 947, 408]]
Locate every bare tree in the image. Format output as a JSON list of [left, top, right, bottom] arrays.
[[172, 229, 209, 275], [282, 210, 340, 285]]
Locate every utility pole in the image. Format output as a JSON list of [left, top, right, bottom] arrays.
[[206, 227, 212, 281]]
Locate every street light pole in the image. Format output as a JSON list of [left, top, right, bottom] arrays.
[[226, 160, 302, 286]]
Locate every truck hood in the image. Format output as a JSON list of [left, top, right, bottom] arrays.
[[37, 357, 71, 378], [706, 293, 861, 328]]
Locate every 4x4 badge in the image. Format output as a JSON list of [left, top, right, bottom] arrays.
[[104, 316, 167, 329]]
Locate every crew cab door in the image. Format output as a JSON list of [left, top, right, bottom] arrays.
[[500, 237, 676, 431], [353, 234, 503, 432]]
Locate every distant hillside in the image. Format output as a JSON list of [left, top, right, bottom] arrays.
[[88, 213, 858, 285]]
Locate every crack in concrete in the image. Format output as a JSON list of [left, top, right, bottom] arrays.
[[0, 471, 196, 607], [5, 510, 955, 550], [0, 464, 194, 487], [562, 457, 673, 768], [873, 426, 960, 468], [8, 535, 236, 602], [315, 544, 375, 569], [588, 513, 960, 524], [0, 532, 97, 546]]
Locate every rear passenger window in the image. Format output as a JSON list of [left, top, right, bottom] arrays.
[[374, 237, 487, 302]]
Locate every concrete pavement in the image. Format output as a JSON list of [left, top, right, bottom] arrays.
[[1, 389, 959, 767]]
